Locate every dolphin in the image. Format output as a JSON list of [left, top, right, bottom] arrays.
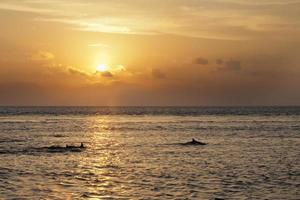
[[45, 143, 86, 152], [66, 143, 85, 149], [181, 138, 207, 146]]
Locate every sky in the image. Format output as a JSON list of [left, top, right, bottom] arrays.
[[0, 0, 300, 106]]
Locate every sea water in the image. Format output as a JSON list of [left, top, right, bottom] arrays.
[[0, 107, 299, 199]]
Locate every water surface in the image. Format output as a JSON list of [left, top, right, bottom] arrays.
[[0, 107, 299, 199]]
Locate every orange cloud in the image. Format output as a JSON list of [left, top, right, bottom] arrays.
[[30, 51, 55, 62]]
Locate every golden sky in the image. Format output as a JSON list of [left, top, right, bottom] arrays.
[[0, 0, 300, 105]]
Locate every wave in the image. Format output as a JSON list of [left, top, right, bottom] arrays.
[[0, 106, 300, 116]]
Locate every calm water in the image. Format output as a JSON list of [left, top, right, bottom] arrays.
[[0, 107, 299, 199]]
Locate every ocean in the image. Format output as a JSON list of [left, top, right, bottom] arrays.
[[0, 107, 299, 199]]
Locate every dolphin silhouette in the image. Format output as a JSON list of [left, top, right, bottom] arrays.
[[181, 138, 207, 146]]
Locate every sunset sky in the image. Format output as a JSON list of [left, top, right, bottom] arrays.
[[0, 0, 300, 106]]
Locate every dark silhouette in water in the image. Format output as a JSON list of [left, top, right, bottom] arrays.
[[181, 138, 207, 146], [47, 145, 64, 150], [66, 143, 85, 149], [45, 143, 86, 152]]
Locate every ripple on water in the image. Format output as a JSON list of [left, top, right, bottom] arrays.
[[0, 109, 300, 199]]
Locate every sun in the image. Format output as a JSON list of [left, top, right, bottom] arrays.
[[96, 64, 108, 72]]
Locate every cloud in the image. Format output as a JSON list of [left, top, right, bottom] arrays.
[[224, 59, 242, 70], [88, 43, 110, 48], [44, 64, 96, 83], [68, 67, 89, 77], [217, 59, 242, 71], [152, 68, 166, 79], [2, 0, 299, 40], [216, 59, 223, 65], [194, 57, 209, 65], [115, 65, 126, 71], [30, 51, 54, 61], [101, 71, 113, 78]]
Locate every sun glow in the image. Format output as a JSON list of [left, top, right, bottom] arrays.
[[96, 64, 108, 72]]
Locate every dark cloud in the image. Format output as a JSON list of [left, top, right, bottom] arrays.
[[217, 59, 241, 71], [152, 68, 166, 79], [68, 67, 89, 77], [194, 57, 209, 65], [216, 59, 223, 65], [101, 71, 113, 77], [225, 59, 241, 70]]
